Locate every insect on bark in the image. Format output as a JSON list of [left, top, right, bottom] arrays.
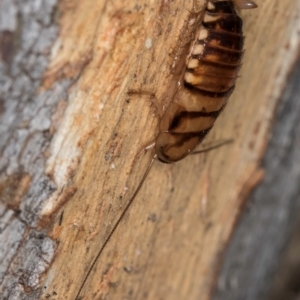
[[75, 0, 257, 298]]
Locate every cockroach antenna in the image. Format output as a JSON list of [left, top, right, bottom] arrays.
[[75, 154, 156, 299]]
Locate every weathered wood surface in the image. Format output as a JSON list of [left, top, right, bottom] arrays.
[[213, 58, 300, 300], [0, 0, 299, 299]]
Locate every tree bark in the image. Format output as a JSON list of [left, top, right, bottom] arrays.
[[213, 57, 300, 300], [0, 0, 299, 299]]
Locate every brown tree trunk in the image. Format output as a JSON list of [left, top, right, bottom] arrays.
[[0, 0, 299, 299]]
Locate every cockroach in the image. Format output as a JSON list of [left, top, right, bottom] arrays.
[[75, 0, 257, 298]]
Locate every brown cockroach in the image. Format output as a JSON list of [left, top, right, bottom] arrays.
[[75, 0, 257, 298]]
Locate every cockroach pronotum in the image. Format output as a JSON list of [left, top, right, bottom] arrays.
[[75, 0, 257, 298]]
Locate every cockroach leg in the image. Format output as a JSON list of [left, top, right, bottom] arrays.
[[127, 89, 163, 117], [191, 139, 234, 155], [135, 141, 156, 160]]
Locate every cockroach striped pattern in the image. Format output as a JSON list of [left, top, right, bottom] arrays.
[[156, 0, 257, 163], [75, 1, 257, 298]]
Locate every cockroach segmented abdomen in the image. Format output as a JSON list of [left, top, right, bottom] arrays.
[[185, 0, 244, 91], [155, 0, 252, 163]]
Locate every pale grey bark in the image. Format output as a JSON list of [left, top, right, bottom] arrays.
[[0, 0, 71, 299]]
